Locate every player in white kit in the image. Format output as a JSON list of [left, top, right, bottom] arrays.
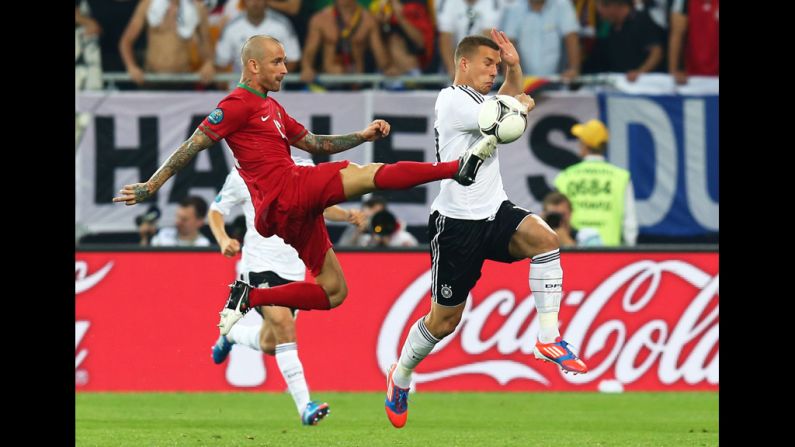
[[209, 156, 361, 426], [384, 30, 589, 429]]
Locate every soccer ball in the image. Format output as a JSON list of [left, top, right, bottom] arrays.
[[477, 95, 528, 144]]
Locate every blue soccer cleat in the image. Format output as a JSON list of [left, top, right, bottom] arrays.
[[211, 335, 233, 364], [384, 363, 410, 428], [301, 401, 330, 426]]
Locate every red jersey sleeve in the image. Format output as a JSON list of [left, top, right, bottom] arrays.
[[279, 104, 308, 145], [199, 96, 250, 141]]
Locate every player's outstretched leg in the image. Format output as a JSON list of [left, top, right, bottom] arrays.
[[217, 279, 334, 335], [339, 137, 499, 201]]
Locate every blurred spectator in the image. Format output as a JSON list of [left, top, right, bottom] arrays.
[[541, 191, 602, 246], [75, 0, 143, 79], [436, 0, 502, 78], [336, 195, 387, 246], [135, 204, 162, 246], [668, 0, 718, 84], [300, 0, 393, 82], [634, 0, 667, 31], [583, 0, 662, 81], [554, 119, 637, 246], [361, 209, 419, 247], [371, 0, 435, 77], [502, 0, 581, 81], [215, 0, 302, 74], [119, 0, 216, 88], [151, 196, 212, 246], [572, 0, 598, 45], [220, 0, 302, 23]]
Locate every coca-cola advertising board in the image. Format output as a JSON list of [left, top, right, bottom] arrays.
[[75, 250, 718, 392]]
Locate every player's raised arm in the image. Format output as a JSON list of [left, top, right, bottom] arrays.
[[491, 28, 524, 97], [292, 119, 391, 155], [113, 128, 215, 206]]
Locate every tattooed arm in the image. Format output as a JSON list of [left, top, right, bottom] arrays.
[[292, 119, 392, 155], [113, 128, 215, 206]]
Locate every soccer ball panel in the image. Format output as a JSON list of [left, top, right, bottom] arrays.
[[495, 113, 527, 144], [477, 99, 501, 133], [477, 95, 528, 144]]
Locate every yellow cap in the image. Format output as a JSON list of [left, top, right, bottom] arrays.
[[571, 119, 609, 148]]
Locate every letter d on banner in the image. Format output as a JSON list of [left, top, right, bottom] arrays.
[[606, 97, 677, 227]]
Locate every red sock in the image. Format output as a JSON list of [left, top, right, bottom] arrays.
[[373, 161, 458, 190], [248, 282, 331, 310]]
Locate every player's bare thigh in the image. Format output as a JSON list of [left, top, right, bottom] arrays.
[[508, 214, 559, 260], [339, 162, 385, 199]]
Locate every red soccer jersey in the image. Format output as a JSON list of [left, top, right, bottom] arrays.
[[199, 84, 308, 217], [685, 0, 719, 76]]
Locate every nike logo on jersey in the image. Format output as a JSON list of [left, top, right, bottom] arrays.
[[261, 115, 270, 122]]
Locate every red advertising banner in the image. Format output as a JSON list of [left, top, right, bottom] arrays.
[[76, 251, 718, 392]]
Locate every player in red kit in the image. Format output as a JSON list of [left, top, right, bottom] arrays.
[[114, 35, 497, 335]]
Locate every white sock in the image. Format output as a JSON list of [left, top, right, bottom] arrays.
[[393, 318, 439, 389], [226, 324, 262, 351], [530, 249, 563, 343], [275, 343, 310, 416]]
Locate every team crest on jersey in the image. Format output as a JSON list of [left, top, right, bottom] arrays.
[[441, 284, 453, 299], [208, 108, 224, 124]]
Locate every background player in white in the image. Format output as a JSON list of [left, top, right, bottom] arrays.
[[208, 157, 362, 426], [384, 30, 589, 429]]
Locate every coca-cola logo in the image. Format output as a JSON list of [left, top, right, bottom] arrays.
[[377, 260, 718, 388], [76, 260, 114, 294], [75, 260, 114, 386]]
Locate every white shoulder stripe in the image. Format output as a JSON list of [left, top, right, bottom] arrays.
[[456, 85, 483, 104]]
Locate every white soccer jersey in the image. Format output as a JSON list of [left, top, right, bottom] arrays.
[[436, 0, 503, 47], [215, 10, 301, 73], [431, 84, 508, 219], [210, 156, 315, 281]]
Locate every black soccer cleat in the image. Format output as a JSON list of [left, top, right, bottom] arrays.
[[452, 135, 497, 186], [217, 280, 252, 336]]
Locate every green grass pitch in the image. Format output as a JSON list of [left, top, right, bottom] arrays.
[[76, 391, 718, 446]]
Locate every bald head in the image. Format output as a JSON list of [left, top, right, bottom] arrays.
[[240, 35, 283, 69]]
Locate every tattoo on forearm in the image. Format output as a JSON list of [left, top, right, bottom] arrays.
[[147, 129, 213, 192], [305, 132, 365, 154]]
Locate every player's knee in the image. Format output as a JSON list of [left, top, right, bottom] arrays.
[[326, 278, 348, 308], [260, 335, 276, 355], [538, 227, 560, 252], [363, 163, 385, 186], [518, 221, 559, 258], [366, 162, 385, 175], [274, 329, 296, 345]]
